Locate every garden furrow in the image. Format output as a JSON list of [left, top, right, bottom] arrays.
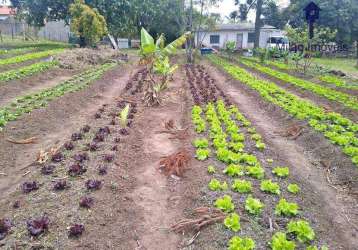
[[0, 49, 64, 67], [238, 57, 358, 111], [184, 64, 357, 249], [209, 55, 358, 167]]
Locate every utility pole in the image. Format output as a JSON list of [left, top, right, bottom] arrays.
[[186, 0, 194, 63]]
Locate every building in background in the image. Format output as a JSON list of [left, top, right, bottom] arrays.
[[0, 5, 14, 20], [195, 23, 286, 50]]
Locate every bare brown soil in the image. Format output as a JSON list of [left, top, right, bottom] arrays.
[[0, 68, 79, 107], [235, 59, 358, 122], [201, 59, 358, 249]]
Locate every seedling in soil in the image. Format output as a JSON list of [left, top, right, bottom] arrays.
[[287, 183, 300, 194], [275, 198, 299, 217], [272, 167, 290, 178], [231, 179, 252, 193], [195, 148, 210, 161], [87, 142, 99, 151], [246, 165, 265, 179], [103, 154, 114, 162], [193, 138, 209, 149], [79, 196, 94, 208], [0, 218, 12, 240], [255, 141, 266, 150], [287, 220, 315, 243], [208, 178, 228, 191], [71, 132, 83, 141], [27, 215, 49, 236], [270, 232, 296, 250], [22, 181, 39, 193], [224, 164, 245, 177], [64, 141, 74, 150], [41, 165, 56, 175], [73, 153, 89, 162], [53, 180, 67, 191], [207, 165, 216, 174], [224, 213, 240, 232], [52, 152, 64, 162], [85, 180, 103, 190], [81, 125, 91, 133], [245, 195, 264, 215], [68, 163, 87, 176], [228, 236, 255, 250], [215, 195, 235, 213], [260, 179, 281, 195], [98, 166, 108, 175], [68, 224, 85, 238]]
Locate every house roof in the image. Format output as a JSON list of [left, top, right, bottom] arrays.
[[199, 23, 277, 32], [0, 6, 14, 15]]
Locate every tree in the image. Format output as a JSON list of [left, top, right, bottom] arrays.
[[253, 0, 263, 49], [69, 0, 107, 47]]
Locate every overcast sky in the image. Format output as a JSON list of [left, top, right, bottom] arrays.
[[209, 0, 290, 22]]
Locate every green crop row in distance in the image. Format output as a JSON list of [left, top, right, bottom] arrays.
[[0, 49, 64, 66], [0, 61, 59, 82], [0, 62, 116, 131], [209, 55, 358, 166], [239, 57, 358, 111]]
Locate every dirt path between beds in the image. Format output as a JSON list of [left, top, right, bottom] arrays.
[[203, 60, 358, 249], [0, 62, 135, 198]]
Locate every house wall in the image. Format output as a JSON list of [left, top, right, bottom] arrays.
[[196, 29, 284, 49]]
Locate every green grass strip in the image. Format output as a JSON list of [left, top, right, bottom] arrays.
[[239, 57, 358, 111], [0, 49, 64, 66], [0, 62, 117, 131], [208, 55, 358, 166], [0, 61, 58, 82]]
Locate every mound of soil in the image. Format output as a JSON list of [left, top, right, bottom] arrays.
[[55, 47, 128, 70]]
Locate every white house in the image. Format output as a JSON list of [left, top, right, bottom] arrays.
[[195, 23, 285, 50]]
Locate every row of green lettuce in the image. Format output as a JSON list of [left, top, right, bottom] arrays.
[[239, 57, 358, 110], [208, 55, 358, 167], [0, 47, 38, 56], [242, 56, 358, 90], [0, 49, 64, 66], [0, 61, 59, 83], [0, 62, 117, 131], [192, 100, 328, 250]]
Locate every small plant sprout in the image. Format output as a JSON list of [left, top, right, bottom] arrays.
[[228, 236, 255, 250], [231, 179, 252, 193], [193, 138, 209, 148], [207, 165, 216, 174], [306, 246, 329, 250], [224, 213, 240, 232], [270, 232, 296, 250], [260, 179, 281, 195], [266, 158, 274, 164], [195, 148, 210, 161], [245, 195, 264, 215], [251, 133, 261, 141], [208, 178, 228, 191], [119, 104, 130, 127], [287, 220, 315, 243], [272, 167, 290, 178], [246, 165, 265, 179], [255, 141, 266, 150], [287, 183, 300, 194], [275, 198, 299, 217], [223, 164, 245, 177], [215, 195, 235, 213]]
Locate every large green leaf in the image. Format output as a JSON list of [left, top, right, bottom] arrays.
[[140, 28, 155, 55], [163, 32, 191, 55]]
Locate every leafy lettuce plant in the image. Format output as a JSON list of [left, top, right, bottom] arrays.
[[287, 220, 315, 243], [208, 178, 228, 191], [246, 165, 265, 179], [251, 133, 262, 141], [231, 133, 245, 142], [228, 236, 255, 250], [195, 148, 210, 161], [193, 138, 209, 148], [272, 167, 289, 178], [224, 213, 240, 232], [215, 195, 235, 213], [207, 165, 216, 174], [260, 179, 280, 195], [245, 195, 264, 215], [255, 141, 266, 150], [287, 184, 300, 194], [275, 199, 299, 216], [270, 232, 296, 250], [231, 179, 252, 193], [224, 164, 245, 177]]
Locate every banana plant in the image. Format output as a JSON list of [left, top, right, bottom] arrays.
[[140, 27, 190, 106]]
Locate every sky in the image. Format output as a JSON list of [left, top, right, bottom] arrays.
[[209, 0, 290, 22]]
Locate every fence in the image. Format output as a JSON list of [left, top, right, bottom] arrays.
[[0, 18, 70, 42]]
